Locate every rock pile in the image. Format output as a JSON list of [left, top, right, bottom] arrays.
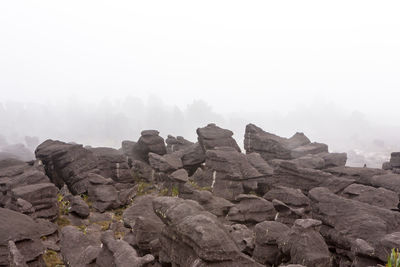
[[1, 122, 400, 266]]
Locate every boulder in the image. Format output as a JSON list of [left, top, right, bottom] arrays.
[[9, 183, 58, 220], [197, 123, 241, 152], [244, 124, 311, 160], [131, 160, 155, 183], [309, 187, 400, 258], [324, 166, 387, 186], [88, 147, 133, 183], [35, 140, 99, 194], [226, 194, 276, 224], [291, 155, 325, 169], [179, 184, 234, 217], [69, 195, 90, 218], [253, 221, 289, 266], [131, 130, 166, 163], [8, 241, 27, 267], [245, 152, 274, 175], [271, 161, 354, 193], [123, 195, 164, 255], [165, 135, 193, 153], [203, 147, 263, 201], [342, 183, 398, 209], [152, 197, 261, 266], [148, 152, 183, 172], [88, 182, 120, 212], [290, 142, 328, 158], [0, 208, 50, 266], [97, 231, 154, 267], [318, 152, 347, 168], [278, 219, 331, 267], [264, 186, 311, 209], [60, 226, 101, 267], [224, 224, 255, 255], [370, 173, 400, 194]]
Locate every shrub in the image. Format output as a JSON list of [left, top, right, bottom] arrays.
[[387, 248, 400, 267]]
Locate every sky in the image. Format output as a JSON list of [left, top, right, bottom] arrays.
[[1, 1, 400, 166]]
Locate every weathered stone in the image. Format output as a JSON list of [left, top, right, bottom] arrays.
[[165, 135, 193, 153], [271, 161, 354, 193], [123, 195, 164, 255], [35, 140, 99, 194], [0, 208, 47, 266], [152, 197, 261, 266], [225, 224, 254, 255], [342, 183, 398, 209], [203, 147, 263, 201], [318, 152, 347, 168], [197, 123, 241, 152], [69, 195, 90, 218], [60, 226, 101, 267], [244, 124, 311, 160], [264, 186, 310, 209], [98, 231, 155, 267], [148, 152, 183, 172], [10, 183, 58, 220], [309, 187, 400, 257], [89, 147, 133, 183], [253, 221, 289, 266], [8, 241, 27, 267], [278, 219, 331, 267], [132, 130, 166, 163], [227, 194, 276, 224], [290, 142, 328, 158]]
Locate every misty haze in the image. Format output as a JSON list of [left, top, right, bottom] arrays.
[[1, 1, 400, 267]]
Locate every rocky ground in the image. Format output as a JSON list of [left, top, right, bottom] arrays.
[[1, 123, 400, 266]]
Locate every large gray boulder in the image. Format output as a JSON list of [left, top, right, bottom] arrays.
[[0, 208, 53, 266], [8, 183, 58, 220], [309, 187, 400, 262], [165, 135, 193, 153], [342, 183, 398, 209], [97, 231, 154, 267], [60, 226, 101, 267], [35, 140, 99, 194], [152, 197, 262, 266], [202, 147, 264, 201], [226, 194, 276, 224], [253, 221, 289, 265], [278, 219, 332, 267], [88, 147, 133, 183], [197, 123, 241, 152], [270, 161, 354, 193], [244, 124, 310, 160], [123, 195, 164, 255], [131, 130, 166, 163]]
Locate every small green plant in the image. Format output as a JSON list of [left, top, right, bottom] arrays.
[[188, 180, 211, 192], [137, 181, 153, 196], [387, 248, 400, 267], [158, 188, 169, 196], [112, 207, 125, 222], [43, 249, 64, 267], [57, 194, 70, 215], [80, 193, 92, 208], [76, 225, 87, 235], [94, 220, 111, 231], [56, 216, 71, 228], [171, 186, 179, 197]]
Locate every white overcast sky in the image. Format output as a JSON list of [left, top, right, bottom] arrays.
[[1, 1, 400, 121]]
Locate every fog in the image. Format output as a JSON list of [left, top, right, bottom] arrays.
[[1, 1, 400, 167]]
